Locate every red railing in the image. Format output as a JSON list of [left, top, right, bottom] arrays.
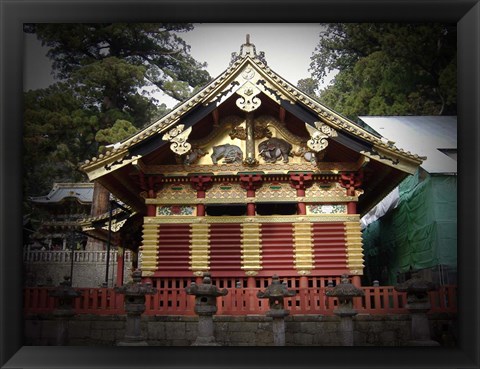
[[23, 285, 457, 316]]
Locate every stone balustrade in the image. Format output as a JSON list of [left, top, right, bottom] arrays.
[[23, 249, 132, 263]]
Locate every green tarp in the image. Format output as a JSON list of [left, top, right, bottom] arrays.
[[362, 170, 457, 284]]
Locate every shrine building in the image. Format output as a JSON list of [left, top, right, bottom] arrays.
[[28, 183, 94, 251], [79, 38, 423, 294]]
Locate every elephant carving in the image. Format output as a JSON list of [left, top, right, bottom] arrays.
[[258, 138, 292, 163], [183, 148, 207, 165], [211, 144, 243, 164]]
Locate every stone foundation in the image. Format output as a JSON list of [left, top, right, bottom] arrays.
[[24, 313, 457, 346]]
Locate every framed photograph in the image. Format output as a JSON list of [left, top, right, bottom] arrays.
[[1, 0, 479, 368]]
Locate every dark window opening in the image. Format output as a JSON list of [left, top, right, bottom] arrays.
[[256, 202, 297, 216], [206, 204, 247, 216]]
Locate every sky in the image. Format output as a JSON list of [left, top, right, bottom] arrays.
[[24, 23, 333, 108]]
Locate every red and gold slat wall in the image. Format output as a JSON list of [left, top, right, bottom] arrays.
[[143, 221, 357, 277], [209, 224, 243, 273], [156, 224, 191, 271], [260, 223, 295, 272], [311, 223, 348, 273]]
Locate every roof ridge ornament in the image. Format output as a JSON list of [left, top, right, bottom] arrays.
[[230, 34, 267, 66]]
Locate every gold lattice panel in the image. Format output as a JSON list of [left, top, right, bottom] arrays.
[[256, 181, 296, 201], [305, 182, 351, 201], [205, 182, 246, 201], [156, 182, 196, 202]]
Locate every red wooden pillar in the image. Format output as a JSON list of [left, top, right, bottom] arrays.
[[297, 203, 307, 215], [339, 172, 363, 215], [246, 276, 256, 313], [147, 204, 156, 216], [347, 201, 357, 214], [196, 204, 206, 216], [240, 174, 263, 216], [352, 275, 362, 309], [352, 275, 361, 288], [299, 275, 308, 289], [190, 175, 213, 216], [289, 173, 313, 215], [246, 203, 256, 216], [139, 173, 163, 216], [116, 247, 125, 286], [146, 189, 157, 216]]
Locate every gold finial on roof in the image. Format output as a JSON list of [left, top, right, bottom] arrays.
[[230, 34, 267, 66]]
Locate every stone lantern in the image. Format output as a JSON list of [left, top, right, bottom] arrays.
[[325, 274, 364, 346], [48, 276, 82, 345], [257, 274, 296, 346], [114, 269, 157, 346], [394, 273, 440, 346], [185, 273, 228, 346]]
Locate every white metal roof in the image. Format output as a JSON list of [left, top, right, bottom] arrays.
[[29, 183, 94, 204], [359, 116, 457, 174]]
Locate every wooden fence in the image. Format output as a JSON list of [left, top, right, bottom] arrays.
[[24, 285, 457, 316]]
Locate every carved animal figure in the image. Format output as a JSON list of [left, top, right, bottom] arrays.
[[303, 151, 317, 164], [258, 137, 292, 163], [294, 146, 318, 164], [183, 148, 207, 165], [211, 144, 243, 164]]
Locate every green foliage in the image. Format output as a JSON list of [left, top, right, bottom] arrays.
[[296, 78, 319, 98], [23, 23, 210, 199], [23, 83, 95, 197], [25, 23, 211, 112], [95, 119, 138, 153], [24, 22, 211, 133], [309, 23, 456, 119]]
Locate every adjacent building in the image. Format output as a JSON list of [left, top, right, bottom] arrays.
[[359, 116, 457, 286], [27, 182, 94, 251]]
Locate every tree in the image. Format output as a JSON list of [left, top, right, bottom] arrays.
[[308, 23, 456, 119], [23, 83, 96, 198], [23, 24, 211, 248], [296, 78, 320, 98], [24, 23, 211, 128], [95, 119, 138, 153], [23, 24, 210, 194]]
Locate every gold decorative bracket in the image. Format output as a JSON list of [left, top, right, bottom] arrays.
[[305, 121, 338, 153], [162, 124, 192, 155], [236, 81, 262, 112]]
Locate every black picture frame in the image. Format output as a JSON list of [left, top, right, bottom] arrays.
[[1, 0, 479, 368]]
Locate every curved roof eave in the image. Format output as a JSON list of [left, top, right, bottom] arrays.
[[80, 53, 424, 179]]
